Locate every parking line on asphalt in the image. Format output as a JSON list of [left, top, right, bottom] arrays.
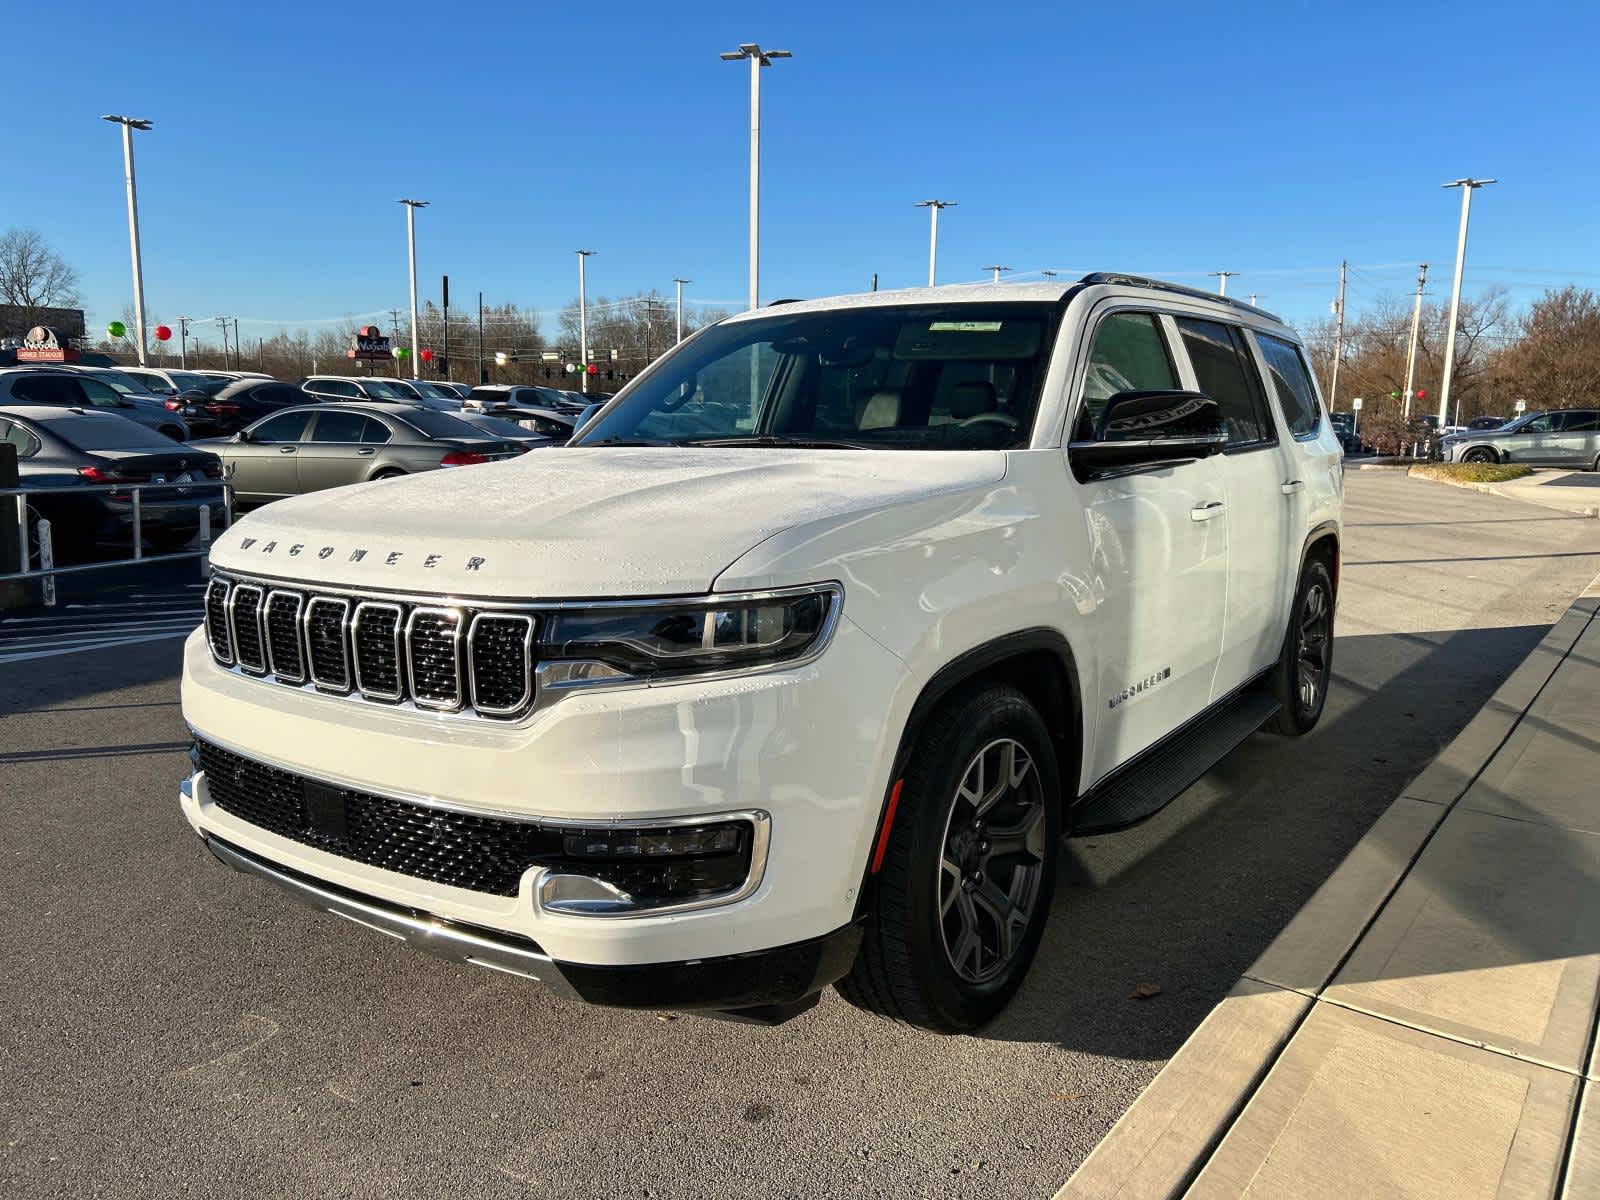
[[0, 629, 194, 665]]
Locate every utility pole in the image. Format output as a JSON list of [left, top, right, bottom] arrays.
[[215, 316, 231, 370], [984, 265, 1011, 284], [441, 275, 450, 380], [672, 278, 690, 343], [103, 115, 153, 366], [1438, 178, 1496, 429], [232, 318, 241, 370], [1402, 263, 1429, 418], [871, 272, 879, 292], [575, 250, 594, 394], [177, 316, 191, 369], [397, 199, 428, 378], [477, 291, 485, 385], [388, 308, 405, 376], [916, 200, 956, 287], [1208, 270, 1239, 296], [1328, 260, 1347, 410], [721, 43, 792, 310], [1247, 293, 1258, 307]]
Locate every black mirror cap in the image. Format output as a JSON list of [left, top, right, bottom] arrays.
[[1069, 389, 1228, 477]]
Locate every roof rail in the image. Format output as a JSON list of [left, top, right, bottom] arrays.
[[765, 297, 803, 307], [1078, 272, 1283, 323]]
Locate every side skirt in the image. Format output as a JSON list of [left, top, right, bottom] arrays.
[[1069, 673, 1280, 836]]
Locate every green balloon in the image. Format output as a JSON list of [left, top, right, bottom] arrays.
[[107, 320, 126, 338], [393, 346, 410, 359]]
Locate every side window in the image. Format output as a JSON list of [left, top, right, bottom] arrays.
[[1522, 414, 1553, 434], [309, 379, 360, 399], [1256, 333, 1322, 438], [1077, 312, 1178, 438], [310, 410, 370, 442], [1557, 411, 1600, 433], [360, 417, 392, 444], [1175, 318, 1275, 447], [250, 411, 312, 442], [10, 375, 82, 407], [78, 379, 127, 409], [0, 420, 32, 457]]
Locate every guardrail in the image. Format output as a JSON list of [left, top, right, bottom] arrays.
[[2, 479, 234, 606]]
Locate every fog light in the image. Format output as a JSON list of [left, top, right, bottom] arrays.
[[540, 816, 765, 915]]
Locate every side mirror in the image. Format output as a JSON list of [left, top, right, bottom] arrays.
[[235, 429, 252, 443], [1069, 390, 1228, 475]]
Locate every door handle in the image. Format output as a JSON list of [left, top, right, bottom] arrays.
[[1281, 479, 1306, 495], [1190, 501, 1225, 522], [278, 446, 296, 454], [357, 447, 376, 456]]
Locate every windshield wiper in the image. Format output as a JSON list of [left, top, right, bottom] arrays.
[[683, 435, 875, 450]]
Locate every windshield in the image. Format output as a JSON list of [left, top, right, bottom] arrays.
[[166, 371, 212, 392], [91, 370, 153, 396], [411, 382, 457, 401], [363, 380, 415, 400], [576, 302, 1061, 450], [464, 414, 541, 438]]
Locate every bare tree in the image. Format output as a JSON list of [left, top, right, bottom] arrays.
[[0, 228, 82, 325], [1497, 287, 1600, 410]]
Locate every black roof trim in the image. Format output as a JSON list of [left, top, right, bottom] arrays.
[[1078, 273, 1284, 323]]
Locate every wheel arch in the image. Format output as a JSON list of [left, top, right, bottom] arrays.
[[1301, 521, 1340, 595]]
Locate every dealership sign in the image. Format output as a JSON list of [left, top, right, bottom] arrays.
[[346, 325, 393, 361], [16, 325, 78, 363]]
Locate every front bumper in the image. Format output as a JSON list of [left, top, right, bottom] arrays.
[[199, 830, 862, 1020]]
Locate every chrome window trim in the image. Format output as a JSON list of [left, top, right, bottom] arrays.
[[204, 576, 234, 664], [467, 612, 536, 716], [405, 605, 464, 712], [226, 583, 266, 674], [351, 601, 405, 702], [301, 595, 353, 693], [263, 589, 307, 683]]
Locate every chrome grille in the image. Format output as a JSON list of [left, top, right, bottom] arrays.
[[205, 573, 536, 720], [352, 602, 403, 700], [406, 607, 463, 711], [204, 577, 233, 663], [228, 584, 266, 673], [264, 591, 306, 682]]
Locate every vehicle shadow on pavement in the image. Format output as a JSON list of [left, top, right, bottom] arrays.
[[976, 622, 1555, 1057], [0, 642, 184, 718]]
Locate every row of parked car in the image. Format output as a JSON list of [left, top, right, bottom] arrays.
[[1, 365, 611, 565]]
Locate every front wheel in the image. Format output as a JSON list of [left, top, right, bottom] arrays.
[[1463, 447, 1497, 464], [837, 683, 1061, 1032], [1265, 558, 1335, 736]]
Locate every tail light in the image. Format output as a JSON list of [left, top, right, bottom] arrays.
[[203, 402, 240, 417], [77, 465, 119, 482], [163, 399, 183, 411], [439, 450, 488, 467]]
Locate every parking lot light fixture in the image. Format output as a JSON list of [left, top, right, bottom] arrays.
[[673, 278, 690, 343], [103, 115, 153, 366], [916, 200, 956, 287], [1438, 178, 1496, 429], [397, 200, 429, 373], [721, 44, 792, 310], [575, 250, 595, 394]]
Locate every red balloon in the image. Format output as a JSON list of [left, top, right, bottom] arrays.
[[154, 324, 172, 341], [420, 348, 434, 363]]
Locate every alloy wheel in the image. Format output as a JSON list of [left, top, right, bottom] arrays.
[[1296, 582, 1332, 714], [936, 738, 1047, 984]]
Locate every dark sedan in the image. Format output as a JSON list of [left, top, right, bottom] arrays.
[[195, 402, 525, 506], [1, 404, 224, 559], [166, 378, 308, 437]]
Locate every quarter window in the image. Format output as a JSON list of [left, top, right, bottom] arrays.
[[1256, 333, 1322, 438], [1, 419, 39, 457], [1175, 318, 1275, 447], [1556, 411, 1600, 433], [1077, 312, 1178, 437], [360, 417, 392, 444]]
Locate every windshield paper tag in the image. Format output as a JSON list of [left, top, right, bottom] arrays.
[[927, 321, 1003, 332]]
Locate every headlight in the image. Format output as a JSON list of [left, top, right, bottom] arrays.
[[538, 584, 841, 683]]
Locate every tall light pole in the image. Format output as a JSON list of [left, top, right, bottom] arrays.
[[1328, 260, 1348, 409], [575, 249, 594, 394], [984, 264, 1011, 284], [1438, 178, 1496, 428], [177, 315, 191, 369], [721, 43, 791, 310], [1402, 263, 1429, 418], [673, 278, 690, 343], [916, 200, 956, 287], [103, 115, 152, 366], [1208, 270, 1238, 296], [397, 199, 428, 374], [213, 316, 232, 369]]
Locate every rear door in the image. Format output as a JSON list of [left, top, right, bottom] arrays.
[[1554, 410, 1600, 467], [1172, 317, 1298, 700], [1068, 306, 1230, 783], [294, 409, 384, 492]]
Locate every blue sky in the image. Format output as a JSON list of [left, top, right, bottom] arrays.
[[6, 0, 1598, 347]]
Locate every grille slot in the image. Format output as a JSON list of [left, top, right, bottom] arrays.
[[228, 584, 266, 673], [204, 577, 233, 663], [264, 591, 306, 682], [352, 602, 404, 701], [304, 597, 352, 692], [469, 614, 536, 715], [407, 607, 463, 711], [195, 739, 561, 896]]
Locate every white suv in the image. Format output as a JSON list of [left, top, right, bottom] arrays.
[[179, 275, 1342, 1030]]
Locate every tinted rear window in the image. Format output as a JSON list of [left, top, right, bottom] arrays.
[[395, 409, 488, 439], [49, 412, 181, 452]]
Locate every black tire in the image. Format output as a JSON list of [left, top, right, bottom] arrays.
[[1463, 447, 1497, 464], [837, 683, 1061, 1032], [371, 468, 405, 480], [1265, 557, 1335, 736]]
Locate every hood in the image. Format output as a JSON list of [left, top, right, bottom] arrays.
[[208, 447, 1006, 598]]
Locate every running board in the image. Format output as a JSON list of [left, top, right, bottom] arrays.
[[1069, 685, 1281, 836]]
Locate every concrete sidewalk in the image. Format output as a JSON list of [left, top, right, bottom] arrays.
[[1412, 465, 1600, 518], [1062, 574, 1600, 1199]]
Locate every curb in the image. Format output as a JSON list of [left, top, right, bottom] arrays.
[[1406, 465, 1600, 517], [1058, 574, 1600, 1200]]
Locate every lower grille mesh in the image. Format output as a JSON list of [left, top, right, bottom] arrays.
[[196, 739, 562, 896]]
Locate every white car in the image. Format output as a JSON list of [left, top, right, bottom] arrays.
[[179, 274, 1342, 1030]]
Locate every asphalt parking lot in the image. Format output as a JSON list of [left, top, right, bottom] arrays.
[[3, 469, 1599, 1200]]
